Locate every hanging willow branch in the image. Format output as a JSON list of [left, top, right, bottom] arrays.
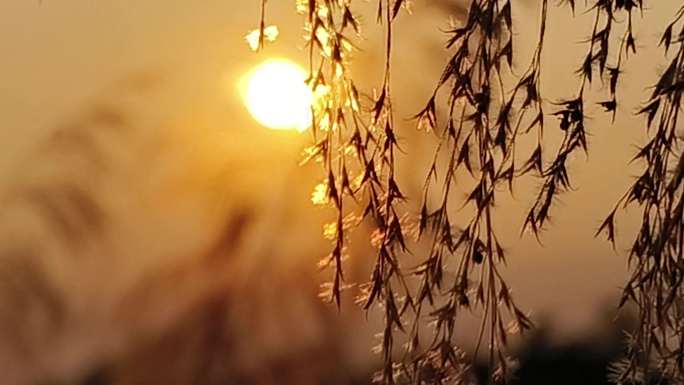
[[408, 0, 553, 382], [265, 4, 411, 384], [251, 0, 684, 384], [600, 4, 684, 384]]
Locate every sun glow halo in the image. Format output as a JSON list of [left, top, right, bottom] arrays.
[[241, 59, 312, 132]]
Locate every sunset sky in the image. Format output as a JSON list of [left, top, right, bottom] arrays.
[[0, 2, 679, 383]]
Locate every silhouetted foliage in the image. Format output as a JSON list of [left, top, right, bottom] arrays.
[[256, 1, 684, 384]]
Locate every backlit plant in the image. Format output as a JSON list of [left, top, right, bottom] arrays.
[[253, 1, 684, 384]]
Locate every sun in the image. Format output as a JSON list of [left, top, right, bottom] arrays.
[[240, 59, 312, 132]]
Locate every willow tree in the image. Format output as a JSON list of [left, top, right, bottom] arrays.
[[253, 1, 684, 384]]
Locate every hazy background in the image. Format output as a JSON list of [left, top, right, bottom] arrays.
[[0, 1, 677, 384]]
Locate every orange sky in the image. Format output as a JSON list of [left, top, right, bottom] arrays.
[[0, 0, 678, 346]]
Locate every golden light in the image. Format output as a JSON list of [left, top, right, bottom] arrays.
[[241, 59, 312, 132]]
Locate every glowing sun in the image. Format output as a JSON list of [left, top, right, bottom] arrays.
[[241, 59, 312, 132]]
